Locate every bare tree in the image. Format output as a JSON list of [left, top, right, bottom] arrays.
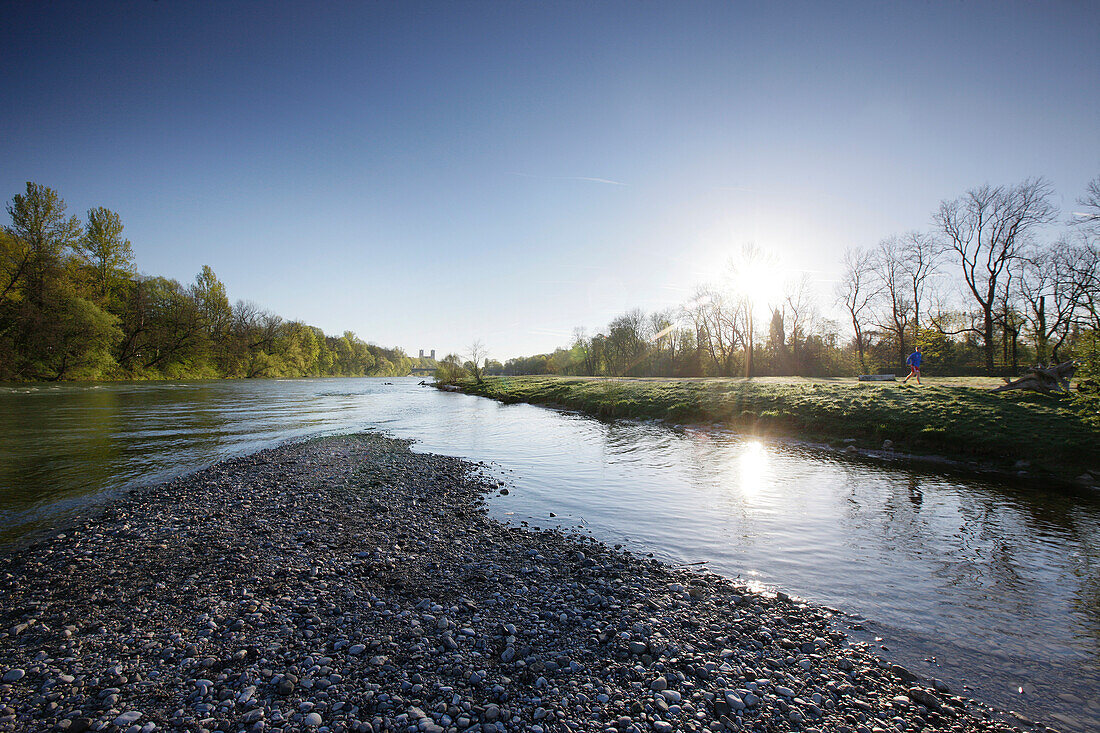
[[933, 178, 1057, 372], [870, 236, 914, 366], [728, 243, 774, 377], [784, 273, 817, 374], [900, 230, 943, 335], [1016, 244, 1065, 363], [647, 308, 676, 376], [467, 340, 487, 383], [1071, 242, 1100, 330], [684, 286, 742, 377], [836, 246, 879, 373], [994, 266, 1024, 371], [1071, 174, 1100, 233]]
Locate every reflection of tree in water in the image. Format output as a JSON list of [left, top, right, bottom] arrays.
[[839, 461, 1100, 658], [969, 481, 1100, 646], [907, 476, 923, 509], [0, 387, 125, 512], [603, 420, 676, 457], [0, 382, 238, 546], [866, 468, 935, 553], [1067, 509, 1100, 648]]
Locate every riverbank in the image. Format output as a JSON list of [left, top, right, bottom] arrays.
[[0, 434, 1026, 733], [446, 376, 1100, 485]]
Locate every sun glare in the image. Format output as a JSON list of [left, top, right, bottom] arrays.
[[738, 440, 770, 495], [732, 259, 785, 311]]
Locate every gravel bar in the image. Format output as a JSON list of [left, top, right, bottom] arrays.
[[0, 433, 1026, 733]]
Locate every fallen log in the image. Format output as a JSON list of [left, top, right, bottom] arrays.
[[991, 361, 1076, 394]]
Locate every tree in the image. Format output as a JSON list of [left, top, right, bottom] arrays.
[[81, 207, 134, 302], [728, 243, 774, 377], [783, 274, 817, 374], [1072, 174, 1100, 234], [5, 182, 83, 306], [0, 226, 31, 303], [934, 178, 1057, 372], [571, 327, 599, 375], [606, 309, 649, 376], [684, 287, 741, 377], [436, 352, 468, 383], [648, 309, 676, 376], [467, 340, 488, 383], [38, 294, 122, 380], [900, 230, 942, 336], [191, 265, 232, 357], [766, 306, 787, 374], [139, 277, 205, 373], [1016, 243, 1065, 364], [865, 238, 908, 366], [836, 246, 879, 373]]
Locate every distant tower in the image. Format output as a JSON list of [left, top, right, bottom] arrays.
[[419, 349, 424, 359], [430, 349, 436, 360]]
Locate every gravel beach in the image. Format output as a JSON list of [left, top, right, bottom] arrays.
[[0, 433, 1026, 733]]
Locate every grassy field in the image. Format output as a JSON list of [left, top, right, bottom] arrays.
[[451, 375, 1099, 482]]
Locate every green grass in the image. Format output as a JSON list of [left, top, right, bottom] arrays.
[[451, 376, 1099, 482]]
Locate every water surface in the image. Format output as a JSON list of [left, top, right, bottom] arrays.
[[1, 377, 1098, 729]]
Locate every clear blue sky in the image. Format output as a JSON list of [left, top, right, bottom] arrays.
[[3, 1, 1097, 360]]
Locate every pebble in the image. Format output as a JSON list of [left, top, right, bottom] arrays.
[[724, 690, 745, 710], [0, 434, 1028, 733], [113, 712, 142, 727]]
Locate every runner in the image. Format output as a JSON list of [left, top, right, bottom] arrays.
[[903, 346, 922, 385]]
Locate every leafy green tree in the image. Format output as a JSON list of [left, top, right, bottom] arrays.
[[5, 183, 83, 306], [281, 321, 321, 376], [7, 286, 121, 380], [138, 277, 207, 374], [191, 266, 232, 367], [0, 227, 31, 303], [81, 207, 134, 302], [435, 353, 468, 383], [43, 294, 122, 379]]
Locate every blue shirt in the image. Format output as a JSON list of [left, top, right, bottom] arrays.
[[907, 351, 922, 367]]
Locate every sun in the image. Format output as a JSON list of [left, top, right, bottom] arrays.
[[688, 236, 789, 312], [728, 245, 785, 311], [732, 258, 785, 311]]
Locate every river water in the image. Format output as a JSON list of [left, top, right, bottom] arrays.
[[1, 377, 1098, 729]]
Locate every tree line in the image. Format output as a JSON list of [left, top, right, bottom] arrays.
[[491, 176, 1100, 380], [1, 182, 424, 381]]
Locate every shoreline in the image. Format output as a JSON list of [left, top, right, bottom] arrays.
[[0, 434, 1027, 733], [443, 377, 1100, 489]]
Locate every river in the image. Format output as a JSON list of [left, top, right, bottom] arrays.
[[1, 377, 1097, 729]]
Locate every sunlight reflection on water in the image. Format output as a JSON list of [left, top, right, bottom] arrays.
[[736, 439, 768, 498]]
